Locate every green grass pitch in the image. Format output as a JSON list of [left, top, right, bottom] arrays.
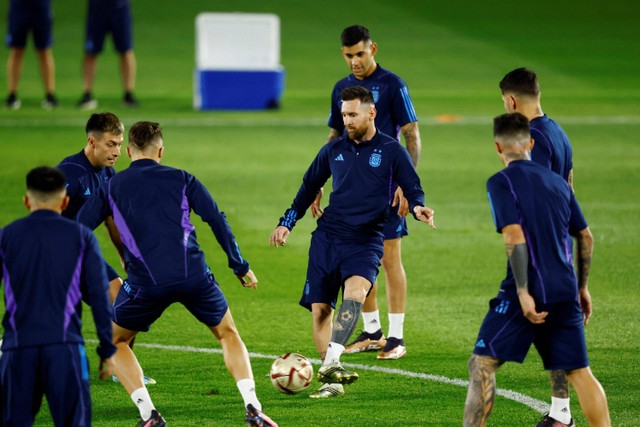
[[1, 0, 639, 425]]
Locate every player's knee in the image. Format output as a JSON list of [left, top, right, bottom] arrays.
[[311, 304, 333, 325], [381, 240, 402, 266]]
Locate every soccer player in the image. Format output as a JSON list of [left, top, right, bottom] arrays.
[[463, 113, 610, 427], [4, 0, 58, 109], [77, 0, 139, 109], [500, 67, 575, 426], [57, 112, 124, 303], [270, 86, 435, 399], [57, 112, 156, 386], [0, 166, 115, 425], [77, 121, 277, 427], [313, 25, 422, 361]]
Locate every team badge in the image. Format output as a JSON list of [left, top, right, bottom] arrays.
[[371, 86, 380, 103], [369, 149, 382, 167]]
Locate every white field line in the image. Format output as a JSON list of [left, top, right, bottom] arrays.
[[90, 340, 550, 414], [1, 115, 639, 128]]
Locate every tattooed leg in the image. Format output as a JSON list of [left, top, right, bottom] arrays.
[[549, 370, 570, 398], [464, 354, 504, 427], [331, 299, 363, 346]]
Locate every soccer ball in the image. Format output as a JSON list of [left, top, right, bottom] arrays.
[[269, 353, 314, 394]]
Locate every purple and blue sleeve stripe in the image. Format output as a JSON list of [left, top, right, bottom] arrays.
[[63, 236, 85, 340]]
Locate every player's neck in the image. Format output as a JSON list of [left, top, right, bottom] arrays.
[[520, 104, 544, 121], [355, 63, 378, 80], [354, 128, 377, 144], [503, 151, 530, 166], [83, 147, 103, 169]]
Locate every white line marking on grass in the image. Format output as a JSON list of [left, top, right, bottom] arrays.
[[97, 340, 549, 414]]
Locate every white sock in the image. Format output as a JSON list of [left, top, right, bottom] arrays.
[[362, 310, 382, 334], [237, 378, 261, 410], [388, 313, 405, 339], [549, 397, 571, 424], [131, 387, 155, 420], [323, 342, 345, 365]]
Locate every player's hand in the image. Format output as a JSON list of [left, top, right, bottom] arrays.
[[578, 287, 592, 325], [517, 292, 548, 324], [237, 269, 258, 289], [98, 356, 115, 380], [311, 188, 324, 218], [269, 226, 290, 248], [392, 187, 409, 217], [414, 206, 436, 229]]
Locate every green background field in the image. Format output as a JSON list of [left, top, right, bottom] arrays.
[[1, 0, 639, 425]]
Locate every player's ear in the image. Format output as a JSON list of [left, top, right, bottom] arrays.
[[529, 138, 535, 151], [60, 195, 70, 212], [494, 141, 503, 154], [158, 146, 164, 159], [370, 41, 378, 56], [23, 195, 30, 211], [126, 146, 132, 158]]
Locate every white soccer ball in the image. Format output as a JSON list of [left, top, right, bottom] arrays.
[[269, 353, 314, 394]]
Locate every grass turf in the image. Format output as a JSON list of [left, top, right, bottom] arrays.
[[1, 0, 639, 425]]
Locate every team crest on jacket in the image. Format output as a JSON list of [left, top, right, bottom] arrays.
[[371, 86, 380, 103], [369, 149, 382, 167]]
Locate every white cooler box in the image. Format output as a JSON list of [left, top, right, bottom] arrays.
[[194, 13, 285, 110]]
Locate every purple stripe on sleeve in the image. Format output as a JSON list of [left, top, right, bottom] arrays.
[[498, 171, 547, 303], [107, 183, 157, 285], [181, 177, 195, 278], [64, 235, 85, 340], [2, 262, 18, 344], [564, 236, 573, 265], [388, 164, 394, 204]]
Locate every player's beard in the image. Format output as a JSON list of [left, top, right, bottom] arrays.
[[346, 124, 367, 141]]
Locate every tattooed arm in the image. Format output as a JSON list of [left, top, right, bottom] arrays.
[[502, 224, 548, 324], [576, 227, 594, 324], [400, 121, 421, 168]]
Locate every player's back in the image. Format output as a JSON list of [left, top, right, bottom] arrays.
[[530, 115, 573, 181], [106, 159, 210, 286], [0, 211, 103, 349], [489, 161, 583, 304]]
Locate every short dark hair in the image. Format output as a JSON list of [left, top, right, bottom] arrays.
[[341, 25, 371, 47], [128, 121, 163, 150], [499, 67, 540, 97], [85, 112, 124, 136], [340, 85, 375, 104], [493, 113, 530, 143], [26, 166, 66, 194]]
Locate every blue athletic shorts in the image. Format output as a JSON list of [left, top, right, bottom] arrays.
[[84, 0, 133, 54], [113, 270, 229, 331], [472, 297, 589, 370], [299, 229, 383, 311], [383, 203, 408, 240], [6, 0, 53, 49], [0, 343, 91, 426]]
